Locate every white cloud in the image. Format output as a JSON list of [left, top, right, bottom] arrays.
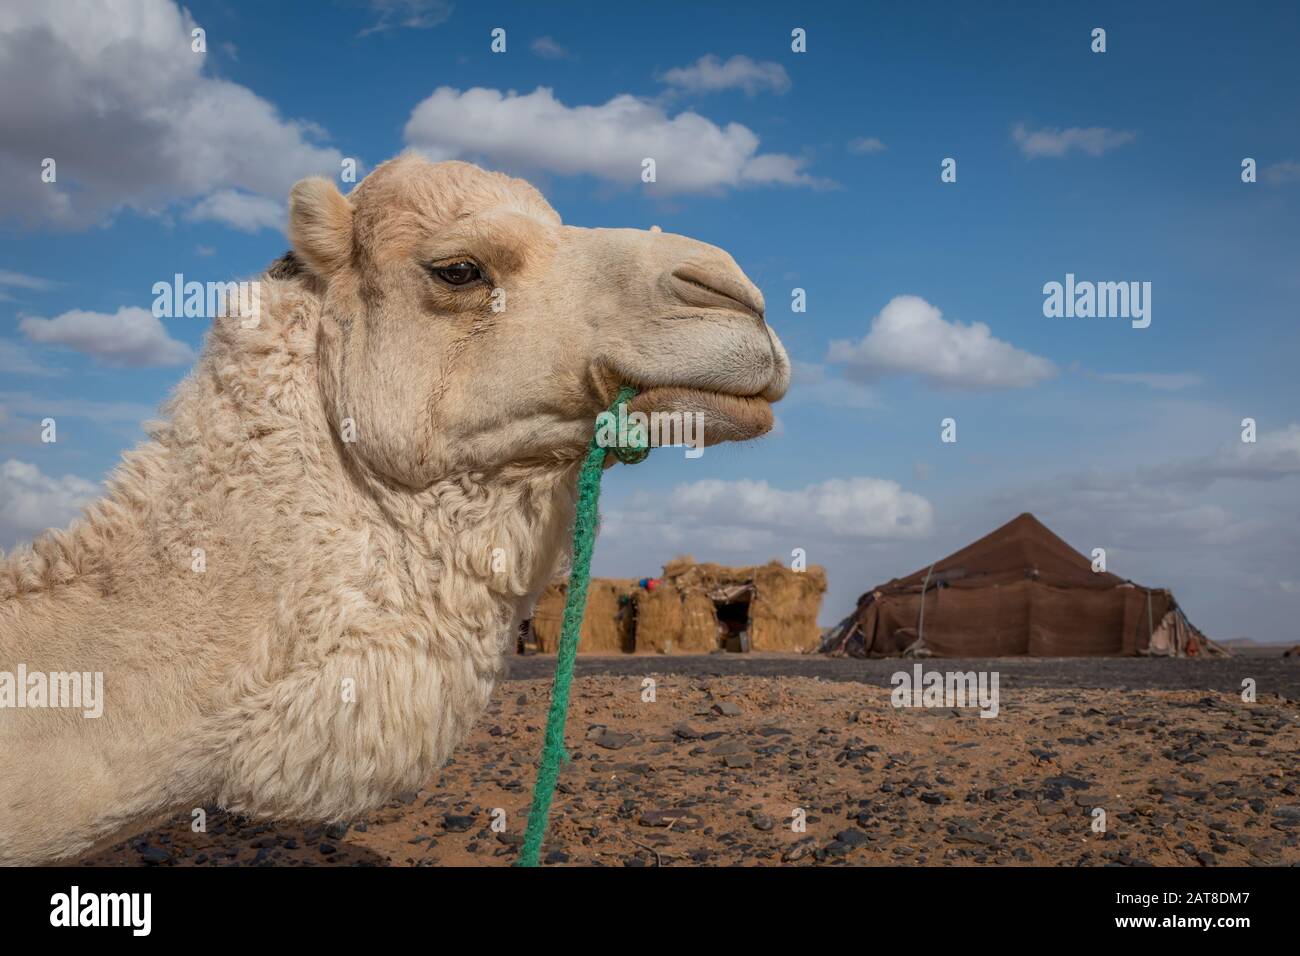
[[606, 476, 933, 554], [989, 472, 1263, 554], [530, 36, 570, 59], [1263, 159, 1300, 185], [657, 54, 790, 96], [0, 459, 99, 549], [676, 478, 932, 537], [827, 295, 1058, 390], [185, 190, 284, 232], [0, 0, 343, 229], [0, 271, 57, 292], [1092, 370, 1203, 391], [403, 86, 824, 193], [0, 390, 155, 425], [1155, 423, 1300, 486], [848, 137, 886, 154], [0, 270, 58, 303], [360, 0, 453, 36], [0, 340, 59, 377], [19, 306, 195, 367], [989, 429, 1300, 562], [1011, 123, 1136, 159], [788, 360, 880, 409]]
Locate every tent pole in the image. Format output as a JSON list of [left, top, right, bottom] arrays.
[[1146, 590, 1154, 652], [915, 562, 937, 653]]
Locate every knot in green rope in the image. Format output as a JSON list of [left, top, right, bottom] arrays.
[[599, 387, 651, 464], [611, 431, 650, 465]]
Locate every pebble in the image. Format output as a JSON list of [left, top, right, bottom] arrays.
[[139, 845, 171, 865], [639, 809, 703, 830], [594, 730, 638, 750]]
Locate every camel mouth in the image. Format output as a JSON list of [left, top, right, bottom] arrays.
[[626, 385, 774, 446]]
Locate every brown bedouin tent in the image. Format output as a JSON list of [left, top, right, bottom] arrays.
[[820, 513, 1227, 658], [528, 556, 827, 654]]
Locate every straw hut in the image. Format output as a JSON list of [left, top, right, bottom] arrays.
[[635, 557, 827, 653], [529, 577, 637, 653], [526, 556, 827, 654], [525, 556, 821, 655]]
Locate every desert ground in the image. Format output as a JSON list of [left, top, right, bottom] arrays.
[[79, 654, 1299, 867]]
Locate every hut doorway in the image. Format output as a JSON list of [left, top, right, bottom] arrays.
[[616, 593, 637, 653], [713, 595, 752, 652]]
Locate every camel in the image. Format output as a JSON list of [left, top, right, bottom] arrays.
[[0, 155, 789, 865]]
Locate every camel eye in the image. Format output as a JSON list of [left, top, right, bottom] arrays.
[[429, 260, 482, 286]]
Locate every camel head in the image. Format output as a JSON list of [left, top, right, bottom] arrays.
[[288, 154, 790, 488]]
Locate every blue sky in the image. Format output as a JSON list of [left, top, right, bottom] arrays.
[[2, 0, 1298, 641]]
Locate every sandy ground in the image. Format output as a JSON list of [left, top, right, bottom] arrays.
[[78, 656, 1300, 867]]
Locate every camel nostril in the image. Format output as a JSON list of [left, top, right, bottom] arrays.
[[670, 263, 766, 321]]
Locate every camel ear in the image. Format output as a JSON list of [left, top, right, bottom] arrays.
[[288, 177, 353, 276]]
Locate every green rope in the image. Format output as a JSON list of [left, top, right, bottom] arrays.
[[517, 386, 647, 866]]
